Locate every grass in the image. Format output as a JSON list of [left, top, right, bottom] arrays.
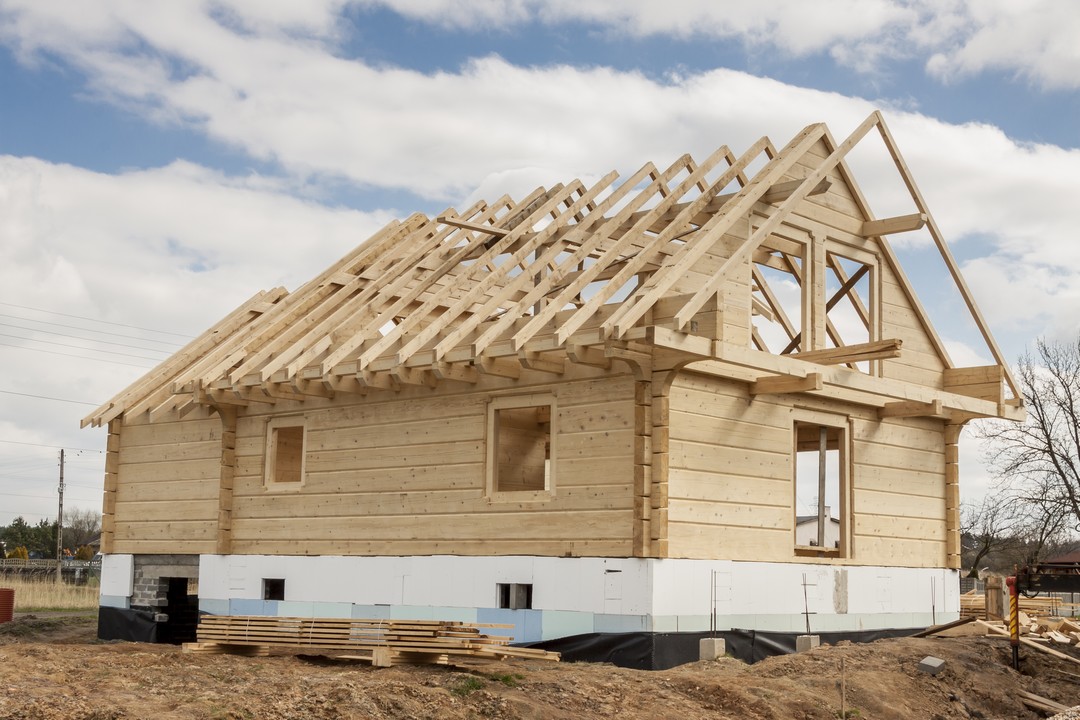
[[449, 676, 486, 697], [1, 576, 99, 612]]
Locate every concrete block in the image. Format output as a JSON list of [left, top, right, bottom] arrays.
[[795, 635, 820, 652], [699, 637, 726, 661], [918, 656, 946, 676]]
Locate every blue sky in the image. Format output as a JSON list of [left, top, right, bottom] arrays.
[[1, 0, 1078, 526]]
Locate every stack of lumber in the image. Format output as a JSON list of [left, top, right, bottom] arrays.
[[959, 589, 1061, 618], [184, 615, 560, 667]]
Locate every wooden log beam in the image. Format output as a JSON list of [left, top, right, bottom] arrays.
[[431, 361, 479, 384], [761, 177, 832, 204], [862, 213, 927, 237], [566, 344, 611, 369], [518, 350, 565, 375], [436, 215, 510, 237], [357, 370, 400, 391], [474, 356, 521, 379], [878, 399, 946, 419], [750, 372, 823, 396], [793, 338, 902, 365]]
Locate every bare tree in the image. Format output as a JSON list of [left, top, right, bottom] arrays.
[[961, 494, 1020, 577], [980, 336, 1080, 560], [64, 507, 101, 549]]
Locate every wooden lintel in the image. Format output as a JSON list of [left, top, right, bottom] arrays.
[[862, 213, 927, 237], [750, 372, 823, 396], [566, 344, 611, 369], [878, 399, 946, 419], [761, 177, 831, 205], [518, 350, 565, 375], [474, 356, 521, 379], [437, 215, 510, 237], [431, 361, 479, 384], [793, 338, 902, 365]]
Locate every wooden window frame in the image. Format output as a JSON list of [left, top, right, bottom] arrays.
[[792, 410, 852, 559], [486, 393, 557, 503], [264, 416, 307, 492]]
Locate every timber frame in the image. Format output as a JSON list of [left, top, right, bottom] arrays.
[[84, 112, 1022, 567]]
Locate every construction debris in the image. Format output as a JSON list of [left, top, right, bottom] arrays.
[[184, 615, 560, 667], [918, 656, 946, 675]]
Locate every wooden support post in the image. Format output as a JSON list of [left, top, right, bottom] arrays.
[[945, 423, 962, 570], [650, 370, 677, 558], [633, 379, 653, 558], [100, 419, 121, 554], [216, 406, 237, 555]]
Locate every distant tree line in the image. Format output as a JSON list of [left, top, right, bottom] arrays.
[[0, 508, 101, 559]]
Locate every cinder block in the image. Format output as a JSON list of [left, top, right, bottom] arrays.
[[796, 635, 820, 652], [918, 656, 946, 676], [699, 637, 726, 661]]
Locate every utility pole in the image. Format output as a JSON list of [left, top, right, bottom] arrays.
[[56, 448, 64, 585]]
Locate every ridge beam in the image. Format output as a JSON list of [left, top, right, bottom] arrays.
[[862, 213, 927, 237], [750, 372, 823, 396], [793, 339, 902, 365], [761, 178, 831, 204], [878, 399, 946, 419]]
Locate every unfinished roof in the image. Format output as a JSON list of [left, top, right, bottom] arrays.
[[83, 111, 1022, 428]]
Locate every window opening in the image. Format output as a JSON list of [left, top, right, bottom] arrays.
[[265, 418, 306, 487], [794, 422, 843, 554], [497, 583, 533, 609], [487, 395, 557, 500], [751, 255, 803, 353], [263, 578, 285, 601]]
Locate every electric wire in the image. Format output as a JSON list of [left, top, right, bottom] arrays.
[[0, 301, 194, 339]]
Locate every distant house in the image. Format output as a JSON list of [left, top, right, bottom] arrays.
[[795, 510, 841, 549], [83, 112, 1022, 659]]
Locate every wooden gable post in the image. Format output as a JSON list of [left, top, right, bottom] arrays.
[[216, 405, 238, 555], [100, 419, 121, 554], [945, 423, 963, 570]]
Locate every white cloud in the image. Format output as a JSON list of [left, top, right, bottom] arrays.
[[1, 0, 1079, 522]]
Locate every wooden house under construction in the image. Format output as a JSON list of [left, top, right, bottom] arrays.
[[84, 112, 1022, 655]]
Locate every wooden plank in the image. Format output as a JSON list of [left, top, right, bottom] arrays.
[[861, 213, 927, 237], [750, 372, 823, 396]]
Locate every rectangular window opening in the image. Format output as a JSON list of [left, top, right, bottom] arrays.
[[497, 583, 533, 609], [493, 404, 551, 493], [794, 422, 844, 556], [265, 417, 306, 488], [263, 578, 285, 601]]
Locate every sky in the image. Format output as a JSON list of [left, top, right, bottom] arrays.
[[1, 0, 1079, 532]]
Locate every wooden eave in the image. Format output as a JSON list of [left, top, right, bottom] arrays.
[[81, 112, 1021, 429]]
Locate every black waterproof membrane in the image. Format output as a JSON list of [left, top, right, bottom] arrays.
[[97, 606, 159, 643], [526, 628, 918, 670]]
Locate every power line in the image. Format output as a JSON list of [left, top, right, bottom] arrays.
[[0, 439, 104, 452], [0, 321, 176, 354], [0, 332, 167, 362], [0, 313, 185, 347], [0, 341, 155, 369], [0, 389, 99, 406], [0, 301, 194, 339]]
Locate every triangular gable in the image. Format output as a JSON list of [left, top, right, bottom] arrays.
[[82, 112, 1021, 429]]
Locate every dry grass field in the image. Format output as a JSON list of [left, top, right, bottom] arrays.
[[1, 576, 98, 612]]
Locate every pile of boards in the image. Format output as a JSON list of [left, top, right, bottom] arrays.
[[183, 615, 560, 667], [959, 589, 1062, 618]]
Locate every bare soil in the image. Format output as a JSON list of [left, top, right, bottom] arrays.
[[2, 614, 1080, 719]]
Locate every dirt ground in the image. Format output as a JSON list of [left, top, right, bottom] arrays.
[[2, 614, 1080, 719]]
